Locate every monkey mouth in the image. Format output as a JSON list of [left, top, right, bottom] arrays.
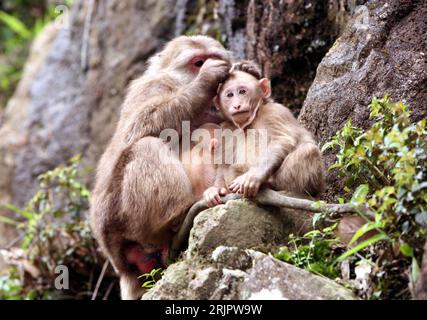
[[231, 110, 250, 116]]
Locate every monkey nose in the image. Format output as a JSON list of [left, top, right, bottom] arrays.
[[234, 105, 241, 110]]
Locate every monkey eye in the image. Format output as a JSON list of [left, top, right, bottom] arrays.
[[226, 92, 234, 98], [239, 89, 247, 95], [189, 56, 206, 69], [194, 59, 205, 67]]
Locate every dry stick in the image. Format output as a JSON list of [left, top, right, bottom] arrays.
[[91, 260, 109, 300], [102, 280, 116, 300], [81, 0, 96, 71], [169, 188, 375, 260]]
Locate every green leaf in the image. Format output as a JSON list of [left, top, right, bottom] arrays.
[[0, 11, 32, 39], [0, 215, 18, 226], [399, 242, 413, 257], [411, 257, 420, 284], [337, 233, 389, 262], [351, 184, 369, 204], [347, 221, 378, 246], [3, 204, 34, 220]]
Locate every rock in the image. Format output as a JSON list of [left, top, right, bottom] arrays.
[[0, 23, 59, 268], [239, 253, 355, 300], [143, 246, 357, 300], [143, 198, 356, 300], [142, 260, 193, 300], [187, 199, 288, 257], [298, 0, 427, 201]]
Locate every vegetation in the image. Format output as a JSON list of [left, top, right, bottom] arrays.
[[139, 268, 164, 290], [0, 155, 117, 300], [274, 224, 341, 279], [275, 96, 427, 299], [0, 1, 69, 108]]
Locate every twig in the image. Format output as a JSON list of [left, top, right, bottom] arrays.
[[169, 188, 375, 260], [91, 260, 109, 300], [102, 280, 116, 300], [81, 0, 96, 71]]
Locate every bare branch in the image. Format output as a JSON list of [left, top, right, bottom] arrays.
[[169, 188, 375, 260], [91, 260, 109, 300]]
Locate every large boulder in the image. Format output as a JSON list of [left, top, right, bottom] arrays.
[[187, 199, 288, 257], [142, 200, 356, 300], [298, 0, 427, 200], [143, 246, 357, 300], [0, 24, 59, 267]]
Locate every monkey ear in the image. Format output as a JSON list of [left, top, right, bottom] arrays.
[[259, 78, 271, 99], [213, 95, 221, 110]]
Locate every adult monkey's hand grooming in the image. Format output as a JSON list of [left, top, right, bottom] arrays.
[[89, 36, 231, 300]]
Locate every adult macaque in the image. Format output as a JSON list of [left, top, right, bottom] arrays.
[[204, 61, 324, 207], [89, 36, 231, 299]]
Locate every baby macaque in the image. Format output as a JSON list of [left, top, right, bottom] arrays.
[[203, 61, 324, 207]]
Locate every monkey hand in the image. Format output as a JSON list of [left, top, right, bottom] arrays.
[[229, 170, 265, 198], [203, 186, 228, 208], [197, 59, 231, 94]]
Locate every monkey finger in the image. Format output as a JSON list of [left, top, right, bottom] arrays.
[[248, 183, 257, 197], [214, 193, 222, 204], [243, 184, 250, 198], [229, 183, 239, 193], [249, 186, 258, 198], [219, 187, 228, 195], [206, 194, 215, 207]]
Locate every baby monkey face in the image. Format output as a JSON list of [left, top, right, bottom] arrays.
[[215, 70, 271, 128]]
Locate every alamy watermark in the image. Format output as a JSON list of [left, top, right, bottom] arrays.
[[158, 121, 269, 166]]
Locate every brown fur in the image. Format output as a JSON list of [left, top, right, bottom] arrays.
[[89, 35, 231, 300], [204, 64, 324, 206], [182, 123, 220, 199]]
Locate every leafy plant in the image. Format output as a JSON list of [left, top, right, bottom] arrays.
[[0, 4, 60, 106], [138, 268, 164, 290], [274, 224, 341, 279], [0, 155, 111, 300], [321, 96, 427, 299]]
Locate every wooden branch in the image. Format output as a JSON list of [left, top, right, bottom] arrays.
[[169, 188, 375, 260]]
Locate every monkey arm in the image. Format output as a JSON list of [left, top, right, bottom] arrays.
[[249, 141, 290, 181], [169, 189, 376, 260], [203, 166, 229, 207], [213, 166, 227, 190], [123, 82, 215, 144]]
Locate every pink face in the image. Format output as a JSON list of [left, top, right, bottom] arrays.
[[215, 71, 271, 128], [187, 53, 224, 74], [125, 245, 169, 274], [219, 80, 254, 124]]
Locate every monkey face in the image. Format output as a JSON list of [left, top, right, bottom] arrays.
[[147, 35, 231, 83], [215, 71, 271, 128], [125, 244, 169, 274]]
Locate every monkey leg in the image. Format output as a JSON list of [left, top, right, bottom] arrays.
[[120, 136, 195, 241], [117, 137, 194, 299], [272, 142, 324, 198], [120, 272, 144, 300]]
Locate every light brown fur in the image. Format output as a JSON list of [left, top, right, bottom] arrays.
[[89, 36, 231, 300], [204, 62, 324, 206]]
